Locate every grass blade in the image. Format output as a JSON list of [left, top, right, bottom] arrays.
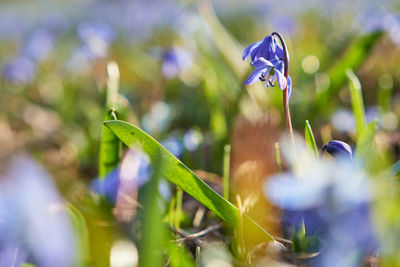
[[346, 69, 366, 141], [223, 144, 231, 200], [355, 120, 378, 172], [104, 120, 274, 243], [139, 152, 165, 267], [98, 108, 120, 179], [305, 120, 319, 157], [65, 203, 90, 267]]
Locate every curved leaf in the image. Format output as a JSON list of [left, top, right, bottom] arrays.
[[104, 120, 274, 242]]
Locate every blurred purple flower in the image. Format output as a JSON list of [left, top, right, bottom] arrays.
[[0, 155, 76, 267], [161, 137, 183, 158], [141, 101, 172, 135], [331, 109, 355, 133], [2, 57, 36, 84], [24, 28, 55, 61], [183, 128, 203, 152], [77, 21, 116, 58], [243, 35, 292, 97], [161, 48, 192, 79], [91, 150, 150, 204], [265, 157, 378, 266]]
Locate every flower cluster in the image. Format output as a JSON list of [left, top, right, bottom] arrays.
[[242, 35, 292, 97]]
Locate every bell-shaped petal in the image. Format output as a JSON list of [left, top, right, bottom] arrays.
[[242, 40, 262, 61], [287, 76, 292, 98], [243, 58, 274, 85], [275, 67, 287, 90], [243, 65, 267, 85]]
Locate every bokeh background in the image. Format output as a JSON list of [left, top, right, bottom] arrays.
[[1, 0, 400, 266]]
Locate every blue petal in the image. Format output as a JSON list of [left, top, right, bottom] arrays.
[[322, 140, 352, 160], [251, 57, 274, 67], [243, 66, 267, 85], [275, 42, 285, 59], [242, 40, 262, 61], [287, 76, 292, 98], [275, 68, 287, 90]]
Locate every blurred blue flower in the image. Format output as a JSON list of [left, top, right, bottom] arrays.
[[0, 155, 76, 267], [161, 48, 192, 79], [183, 128, 203, 152], [141, 101, 172, 135], [2, 57, 36, 84], [161, 137, 183, 158], [77, 21, 115, 58], [265, 155, 378, 266], [321, 140, 352, 161], [24, 28, 55, 62], [91, 150, 150, 204], [243, 35, 292, 97]]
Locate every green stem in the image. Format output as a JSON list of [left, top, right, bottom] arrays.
[[271, 32, 296, 157], [175, 187, 183, 230]]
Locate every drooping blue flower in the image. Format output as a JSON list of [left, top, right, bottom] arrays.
[[322, 140, 352, 161], [242, 35, 284, 62], [242, 35, 292, 97]]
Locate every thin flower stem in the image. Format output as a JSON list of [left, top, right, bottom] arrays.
[[271, 32, 296, 155]]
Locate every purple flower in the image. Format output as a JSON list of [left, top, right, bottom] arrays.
[[2, 57, 36, 84], [321, 140, 352, 161], [161, 48, 192, 79], [0, 155, 76, 267], [77, 21, 115, 58], [265, 155, 377, 265], [242, 35, 292, 97], [242, 35, 284, 62], [24, 28, 55, 61]]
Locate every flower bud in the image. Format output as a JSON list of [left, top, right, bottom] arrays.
[[321, 140, 352, 160]]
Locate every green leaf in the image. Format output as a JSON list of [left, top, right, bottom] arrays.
[[104, 120, 274, 243], [168, 242, 195, 267], [98, 108, 121, 179], [377, 160, 400, 181], [65, 203, 90, 267], [356, 120, 378, 172], [305, 120, 319, 157], [346, 69, 366, 141], [139, 152, 166, 267]]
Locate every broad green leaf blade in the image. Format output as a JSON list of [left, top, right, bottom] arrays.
[[346, 69, 366, 141], [98, 109, 121, 179], [104, 120, 274, 242], [305, 120, 319, 157]]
